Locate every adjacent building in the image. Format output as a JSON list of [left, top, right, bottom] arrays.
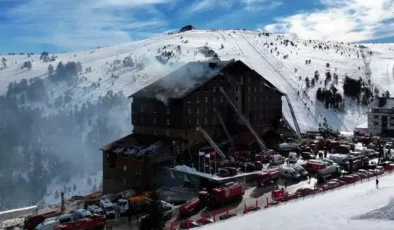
[[367, 97, 394, 136], [101, 59, 284, 194]]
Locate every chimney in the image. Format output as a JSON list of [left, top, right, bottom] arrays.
[[378, 97, 387, 107]]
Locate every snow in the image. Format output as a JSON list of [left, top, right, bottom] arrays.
[[202, 173, 394, 230], [173, 165, 221, 180], [41, 171, 102, 206], [1, 30, 393, 133]]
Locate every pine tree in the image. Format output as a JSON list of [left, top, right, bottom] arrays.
[[140, 190, 165, 230], [305, 77, 310, 88], [48, 64, 54, 76]]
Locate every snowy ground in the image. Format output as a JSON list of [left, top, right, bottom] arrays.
[[1, 30, 392, 133], [201, 173, 394, 230], [40, 171, 102, 206]]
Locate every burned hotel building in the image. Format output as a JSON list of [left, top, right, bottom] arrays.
[[101, 59, 285, 193]]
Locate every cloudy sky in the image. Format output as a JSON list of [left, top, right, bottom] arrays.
[[1, 0, 394, 53]]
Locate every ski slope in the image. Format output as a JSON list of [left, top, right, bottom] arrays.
[[202, 174, 394, 230], [1, 29, 393, 132]]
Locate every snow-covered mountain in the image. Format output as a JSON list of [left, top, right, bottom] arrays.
[[1, 29, 393, 210]]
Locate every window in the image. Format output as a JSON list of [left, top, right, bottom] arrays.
[[205, 108, 208, 113], [123, 178, 127, 185], [205, 86, 209, 91], [187, 98, 191, 103], [213, 86, 216, 92], [374, 115, 379, 119], [197, 119, 200, 125], [235, 86, 239, 92], [213, 97, 216, 102], [205, 97, 208, 102], [185, 131, 188, 137], [374, 122, 379, 126], [248, 96, 250, 101], [166, 108, 170, 114], [205, 118, 208, 124], [213, 108, 217, 112], [259, 114, 262, 119], [123, 166, 127, 172], [196, 97, 200, 103], [260, 86, 262, 92], [235, 96, 238, 102], [166, 119, 170, 125], [188, 108, 192, 114], [390, 123, 394, 127], [259, 96, 261, 101], [197, 108, 200, 114], [248, 87, 250, 92], [141, 117, 144, 123], [220, 75, 224, 81], [219, 86, 223, 91], [254, 96, 257, 101], [140, 106, 144, 113], [154, 129, 158, 135], [153, 118, 156, 124], [135, 168, 142, 175], [220, 96, 223, 102], [254, 87, 257, 92], [188, 120, 192, 126], [166, 129, 170, 136]]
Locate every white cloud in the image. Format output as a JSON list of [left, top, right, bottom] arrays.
[[185, 0, 279, 14], [263, 0, 394, 42], [2, 0, 171, 50]]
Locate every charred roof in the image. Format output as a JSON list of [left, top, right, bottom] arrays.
[[130, 59, 235, 100]]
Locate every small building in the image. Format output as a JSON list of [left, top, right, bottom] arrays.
[[368, 97, 394, 136], [101, 59, 285, 194]]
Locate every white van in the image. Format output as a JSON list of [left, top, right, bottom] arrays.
[[100, 199, 116, 219], [269, 154, 285, 165], [35, 219, 59, 230], [72, 209, 92, 220], [288, 152, 298, 164], [87, 205, 104, 215], [279, 166, 301, 180]]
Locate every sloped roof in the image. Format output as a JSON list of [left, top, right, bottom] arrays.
[[369, 98, 394, 109], [130, 59, 235, 99]]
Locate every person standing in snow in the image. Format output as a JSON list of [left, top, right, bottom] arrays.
[[376, 178, 379, 189], [284, 181, 288, 190]]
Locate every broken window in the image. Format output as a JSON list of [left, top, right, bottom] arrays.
[[153, 117, 156, 124], [188, 108, 192, 114], [196, 97, 200, 103], [166, 119, 170, 125], [205, 97, 208, 102]]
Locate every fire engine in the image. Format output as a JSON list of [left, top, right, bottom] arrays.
[[256, 169, 280, 187]]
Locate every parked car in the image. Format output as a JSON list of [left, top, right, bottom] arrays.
[[225, 167, 238, 176], [293, 165, 309, 178], [301, 152, 316, 160], [295, 188, 314, 197], [269, 154, 285, 165]]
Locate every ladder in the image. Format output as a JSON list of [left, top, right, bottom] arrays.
[[220, 89, 268, 151], [215, 110, 236, 150], [196, 126, 227, 159], [284, 94, 302, 142]]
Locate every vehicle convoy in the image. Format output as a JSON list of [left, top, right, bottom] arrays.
[[179, 182, 245, 217], [256, 169, 280, 187], [24, 209, 62, 230]]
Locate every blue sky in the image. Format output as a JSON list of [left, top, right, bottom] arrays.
[[0, 0, 394, 54]]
